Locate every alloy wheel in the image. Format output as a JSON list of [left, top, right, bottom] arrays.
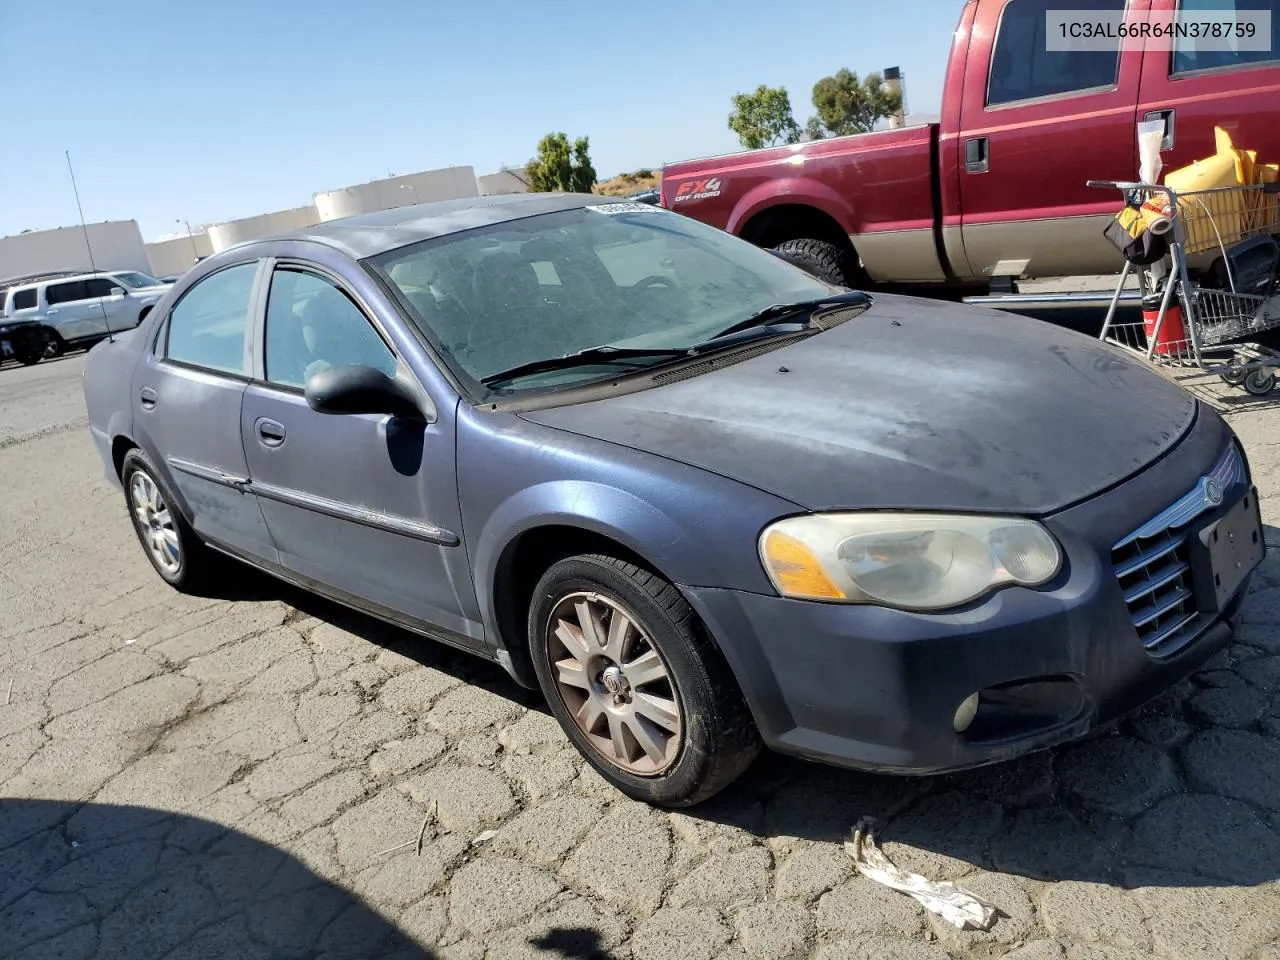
[[129, 471, 181, 574], [545, 591, 683, 775]]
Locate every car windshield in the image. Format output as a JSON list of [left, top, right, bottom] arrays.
[[369, 204, 840, 393], [112, 271, 163, 289]]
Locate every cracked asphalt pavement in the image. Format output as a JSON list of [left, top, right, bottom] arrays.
[[4, 352, 1280, 960]]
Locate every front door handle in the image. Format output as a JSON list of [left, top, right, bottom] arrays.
[[1144, 108, 1176, 151], [256, 418, 286, 448], [139, 386, 158, 410], [965, 137, 990, 174]]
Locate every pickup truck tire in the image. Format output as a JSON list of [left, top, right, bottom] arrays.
[[772, 238, 861, 288]]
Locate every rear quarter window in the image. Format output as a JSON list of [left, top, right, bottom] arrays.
[[11, 288, 37, 311]]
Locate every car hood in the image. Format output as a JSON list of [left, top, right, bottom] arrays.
[[519, 294, 1198, 515]]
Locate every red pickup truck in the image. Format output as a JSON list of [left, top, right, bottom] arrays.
[[660, 0, 1280, 296]]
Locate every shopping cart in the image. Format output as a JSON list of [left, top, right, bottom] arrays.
[[1091, 179, 1280, 395]]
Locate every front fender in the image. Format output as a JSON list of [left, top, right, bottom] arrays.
[[472, 479, 705, 662], [726, 177, 858, 237]]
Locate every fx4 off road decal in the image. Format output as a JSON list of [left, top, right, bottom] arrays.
[[672, 178, 723, 203]]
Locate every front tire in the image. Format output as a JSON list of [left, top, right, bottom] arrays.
[[121, 448, 216, 592], [528, 554, 760, 807]]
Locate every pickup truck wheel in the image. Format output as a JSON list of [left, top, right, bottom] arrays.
[[772, 238, 862, 288], [529, 554, 760, 807]]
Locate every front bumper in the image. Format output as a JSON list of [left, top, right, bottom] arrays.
[[684, 413, 1261, 775]]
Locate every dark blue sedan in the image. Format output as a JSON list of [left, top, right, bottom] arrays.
[[82, 193, 1264, 806]]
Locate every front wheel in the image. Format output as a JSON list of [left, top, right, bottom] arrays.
[[529, 554, 760, 807]]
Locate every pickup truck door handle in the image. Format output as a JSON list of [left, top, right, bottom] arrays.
[[1143, 108, 1176, 151], [964, 137, 990, 174], [255, 418, 286, 448], [139, 386, 158, 410]]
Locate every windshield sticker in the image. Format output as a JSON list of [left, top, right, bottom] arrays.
[[587, 202, 666, 215], [672, 178, 723, 203]]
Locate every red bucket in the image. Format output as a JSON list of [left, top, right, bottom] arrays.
[[1142, 294, 1186, 356]]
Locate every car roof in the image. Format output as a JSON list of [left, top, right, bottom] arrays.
[[8, 270, 134, 290], [247, 192, 624, 260]]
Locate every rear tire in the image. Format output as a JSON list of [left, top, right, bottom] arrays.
[[772, 238, 862, 288], [121, 448, 218, 592], [528, 554, 760, 807], [41, 330, 65, 358]]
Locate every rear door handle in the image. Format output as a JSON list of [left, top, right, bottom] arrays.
[[139, 386, 158, 410], [965, 137, 990, 174], [1143, 108, 1176, 150], [256, 418, 286, 447]]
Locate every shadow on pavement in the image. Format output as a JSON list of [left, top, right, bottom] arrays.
[[200, 562, 543, 712], [0, 799, 434, 959], [1, 800, 614, 960]]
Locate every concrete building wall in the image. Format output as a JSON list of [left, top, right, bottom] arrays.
[[145, 233, 215, 277], [206, 206, 320, 253], [315, 166, 480, 221], [478, 169, 531, 196], [0, 221, 150, 280]]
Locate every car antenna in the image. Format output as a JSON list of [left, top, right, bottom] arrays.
[[65, 149, 114, 343]]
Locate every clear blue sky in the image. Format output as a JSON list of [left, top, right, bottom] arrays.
[[0, 0, 960, 242]]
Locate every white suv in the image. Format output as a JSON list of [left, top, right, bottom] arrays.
[[2, 270, 173, 354]]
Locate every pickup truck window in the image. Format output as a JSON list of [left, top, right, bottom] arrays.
[[1172, 0, 1279, 75], [10, 289, 37, 311], [988, 0, 1124, 106]]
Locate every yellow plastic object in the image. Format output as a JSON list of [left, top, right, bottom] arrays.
[[759, 529, 845, 600], [1162, 126, 1251, 251]]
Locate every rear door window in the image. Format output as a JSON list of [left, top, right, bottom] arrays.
[[164, 261, 260, 376], [46, 281, 90, 305]]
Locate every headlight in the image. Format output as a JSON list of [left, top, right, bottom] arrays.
[[759, 512, 1062, 611]]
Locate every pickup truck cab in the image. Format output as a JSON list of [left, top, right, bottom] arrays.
[[660, 0, 1280, 292]]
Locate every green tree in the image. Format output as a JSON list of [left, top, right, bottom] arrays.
[[809, 69, 903, 138], [728, 85, 802, 150], [525, 132, 597, 193], [803, 116, 827, 142]]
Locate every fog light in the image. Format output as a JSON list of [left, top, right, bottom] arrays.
[[953, 693, 980, 733]]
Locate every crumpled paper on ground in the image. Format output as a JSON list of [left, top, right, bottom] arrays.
[[844, 817, 997, 931]]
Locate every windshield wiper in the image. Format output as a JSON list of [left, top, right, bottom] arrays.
[[480, 291, 872, 389], [697, 290, 873, 346], [480, 345, 691, 388]]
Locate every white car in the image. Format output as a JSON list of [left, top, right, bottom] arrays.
[[2, 270, 173, 355]]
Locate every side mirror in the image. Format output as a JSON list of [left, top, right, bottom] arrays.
[[304, 364, 427, 420], [109, 287, 126, 299]]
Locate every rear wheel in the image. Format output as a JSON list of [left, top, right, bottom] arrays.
[[121, 448, 217, 592], [529, 554, 759, 807], [771, 238, 862, 288], [41, 330, 65, 358]]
